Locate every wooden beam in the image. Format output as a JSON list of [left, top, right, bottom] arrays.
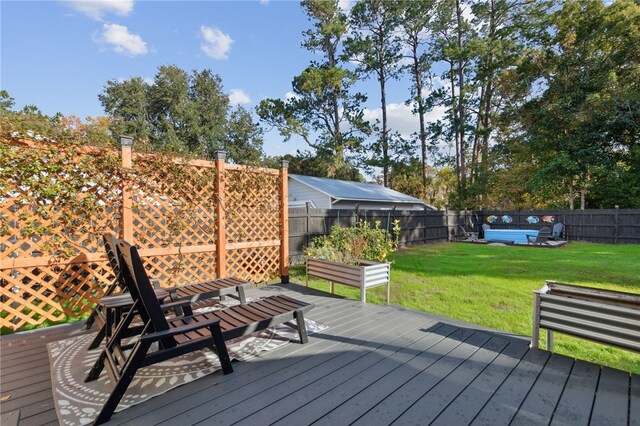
[[226, 240, 280, 250], [215, 151, 227, 279], [280, 161, 289, 283], [120, 136, 134, 242]]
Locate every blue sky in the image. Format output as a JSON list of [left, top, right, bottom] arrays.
[[1, 0, 445, 158]]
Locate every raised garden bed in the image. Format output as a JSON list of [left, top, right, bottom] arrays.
[[532, 280, 640, 353], [305, 257, 390, 303]]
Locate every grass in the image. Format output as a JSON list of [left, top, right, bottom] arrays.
[[290, 242, 640, 374]]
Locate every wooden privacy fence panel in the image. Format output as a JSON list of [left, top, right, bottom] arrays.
[[0, 139, 287, 331], [476, 208, 640, 244], [289, 207, 449, 263], [289, 207, 640, 263]]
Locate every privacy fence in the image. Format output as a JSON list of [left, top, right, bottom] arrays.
[[289, 207, 449, 263], [465, 209, 640, 244], [0, 138, 288, 331], [289, 206, 640, 262]]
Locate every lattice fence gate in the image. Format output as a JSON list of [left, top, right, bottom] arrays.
[[0, 138, 288, 331]]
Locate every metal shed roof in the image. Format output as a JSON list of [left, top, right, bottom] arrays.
[[289, 174, 431, 207]]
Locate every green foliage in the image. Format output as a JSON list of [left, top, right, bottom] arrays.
[[344, 0, 405, 186], [99, 65, 264, 165], [257, 0, 369, 178], [488, 0, 639, 209], [305, 219, 401, 263], [281, 150, 364, 181], [1, 109, 121, 258]]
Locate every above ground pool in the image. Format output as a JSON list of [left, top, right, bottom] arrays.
[[484, 229, 539, 244]]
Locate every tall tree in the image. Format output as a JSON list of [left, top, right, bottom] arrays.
[[99, 65, 263, 164], [399, 0, 436, 195], [257, 0, 369, 179], [344, 0, 404, 187], [225, 106, 264, 164], [516, 0, 640, 209], [430, 0, 475, 205], [99, 77, 151, 144]]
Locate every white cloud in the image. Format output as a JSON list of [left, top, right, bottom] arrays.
[[338, 0, 354, 13], [285, 91, 300, 100], [259, 0, 269, 5], [229, 89, 251, 106], [200, 26, 233, 60], [363, 103, 447, 139], [60, 0, 134, 20], [101, 23, 147, 56]]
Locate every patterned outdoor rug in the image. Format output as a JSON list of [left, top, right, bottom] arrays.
[[48, 301, 326, 425]]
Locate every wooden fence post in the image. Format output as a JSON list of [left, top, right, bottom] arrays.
[[280, 160, 289, 283], [423, 207, 427, 244], [215, 150, 227, 279], [120, 136, 133, 242], [614, 205, 619, 244]]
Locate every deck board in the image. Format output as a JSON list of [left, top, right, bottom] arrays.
[[154, 303, 414, 425], [352, 331, 494, 426], [228, 311, 432, 426], [117, 295, 402, 425], [391, 335, 510, 425], [631, 374, 640, 426], [510, 353, 575, 426], [550, 360, 600, 426], [429, 339, 530, 426], [0, 283, 637, 426], [313, 325, 471, 426], [272, 322, 455, 426], [590, 367, 630, 426], [469, 346, 551, 425]]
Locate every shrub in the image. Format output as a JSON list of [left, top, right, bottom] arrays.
[[305, 219, 401, 263]]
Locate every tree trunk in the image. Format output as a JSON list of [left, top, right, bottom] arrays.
[[327, 37, 343, 160], [455, 0, 466, 204], [449, 62, 462, 202], [569, 179, 575, 210], [580, 189, 586, 210], [381, 73, 389, 187], [411, 39, 428, 195]]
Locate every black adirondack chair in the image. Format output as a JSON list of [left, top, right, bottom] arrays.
[[86, 239, 314, 425], [87, 234, 251, 349], [527, 227, 552, 245], [87, 234, 194, 349]]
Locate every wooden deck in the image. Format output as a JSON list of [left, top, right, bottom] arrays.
[[1, 283, 638, 425]]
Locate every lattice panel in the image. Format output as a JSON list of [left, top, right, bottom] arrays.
[[0, 261, 114, 330], [131, 161, 217, 248], [0, 142, 121, 260], [227, 246, 280, 283], [1, 139, 284, 331], [225, 169, 281, 243], [0, 203, 117, 259], [139, 252, 218, 287]]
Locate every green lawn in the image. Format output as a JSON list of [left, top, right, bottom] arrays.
[[290, 242, 640, 374]]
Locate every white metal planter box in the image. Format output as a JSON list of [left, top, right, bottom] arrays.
[[532, 280, 640, 353], [305, 257, 390, 303]]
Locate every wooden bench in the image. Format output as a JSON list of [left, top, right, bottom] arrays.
[[532, 280, 640, 353]]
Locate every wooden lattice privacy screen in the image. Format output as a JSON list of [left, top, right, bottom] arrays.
[[0, 139, 289, 331]]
